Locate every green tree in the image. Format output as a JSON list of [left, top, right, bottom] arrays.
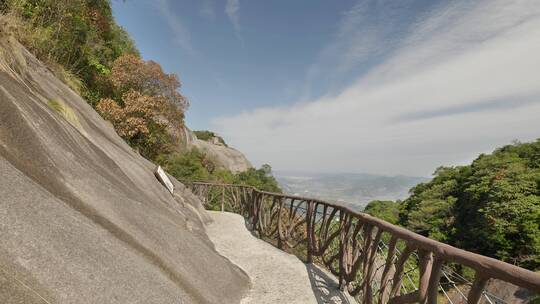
[[157, 149, 212, 182], [399, 139, 540, 270], [233, 165, 281, 193], [363, 200, 400, 224], [4, 0, 138, 103]]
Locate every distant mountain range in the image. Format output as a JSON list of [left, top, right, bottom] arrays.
[[274, 171, 429, 211]]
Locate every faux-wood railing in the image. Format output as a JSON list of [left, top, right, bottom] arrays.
[[185, 182, 540, 304]]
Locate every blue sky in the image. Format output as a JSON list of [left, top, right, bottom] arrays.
[[112, 0, 357, 127], [113, 0, 540, 176]]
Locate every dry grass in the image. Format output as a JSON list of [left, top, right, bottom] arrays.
[[46, 60, 85, 94], [0, 13, 84, 94], [47, 99, 81, 128]]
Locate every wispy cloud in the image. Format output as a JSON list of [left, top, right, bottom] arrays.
[[213, 0, 540, 176], [154, 0, 195, 54], [199, 0, 216, 20], [300, 0, 430, 100], [225, 0, 243, 43], [395, 96, 540, 123]]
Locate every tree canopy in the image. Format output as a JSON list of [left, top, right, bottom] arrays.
[[367, 140, 540, 270], [363, 200, 400, 224]]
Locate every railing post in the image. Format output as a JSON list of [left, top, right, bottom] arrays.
[[427, 257, 444, 304], [306, 200, 313, 264], [276, 197, 283, 250], [252, 190, 259, 234], [221, 186, 225, 212], [417, 250, 434, 304], [467, 274, 489, 304], [338, 211, 345, 291]]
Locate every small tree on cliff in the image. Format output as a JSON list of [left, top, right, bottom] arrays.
[[96, 54, 187, 160], [110, 54, 188, 110]]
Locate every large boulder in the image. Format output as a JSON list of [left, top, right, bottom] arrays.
[[0, 35, 249, 303], [184, 128, 252, 173]]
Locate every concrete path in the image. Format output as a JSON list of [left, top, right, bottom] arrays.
[[206, 211, 355, 304]]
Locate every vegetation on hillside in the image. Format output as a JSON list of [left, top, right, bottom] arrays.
[[363, 200, 400, 224], [365, 140, 540, 270], [193, 130, 227, 146], [1, 0, 138, 100], [158, 150, 280, 192], [0, 0, 280, 191], [95, 54, 187, 160]]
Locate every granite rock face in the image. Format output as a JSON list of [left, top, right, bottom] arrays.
[[184, 129, 252, 173], [0, 35, 249, 303]]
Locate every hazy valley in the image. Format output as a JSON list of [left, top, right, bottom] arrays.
[[275, 171, 429, 211]]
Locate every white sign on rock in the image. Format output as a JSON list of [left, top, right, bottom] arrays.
[[155, 166, 174, 194]]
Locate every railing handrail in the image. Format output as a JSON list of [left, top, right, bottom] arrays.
[[187, 181, 540, 294]]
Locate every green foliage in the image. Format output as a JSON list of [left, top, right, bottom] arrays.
[[363, 200, 400, 224], [530, 295, 540, 304], [400, 140, 540, 270], [399, 166, 463, 242], [0, 0, 9, 13], [129, 120, 175, 161], [4, 0, 139, 104], [232, 164, 281, 192], [158, 149, 281, 193], [157, 148, 212, 183], [193, 130, 227, 146]]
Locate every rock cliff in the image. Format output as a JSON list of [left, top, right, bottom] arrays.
[[0, 35, 249, 303], [184, 128, 252, 173]]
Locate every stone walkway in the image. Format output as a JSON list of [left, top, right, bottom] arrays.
[[206, 211, 355, 304]]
